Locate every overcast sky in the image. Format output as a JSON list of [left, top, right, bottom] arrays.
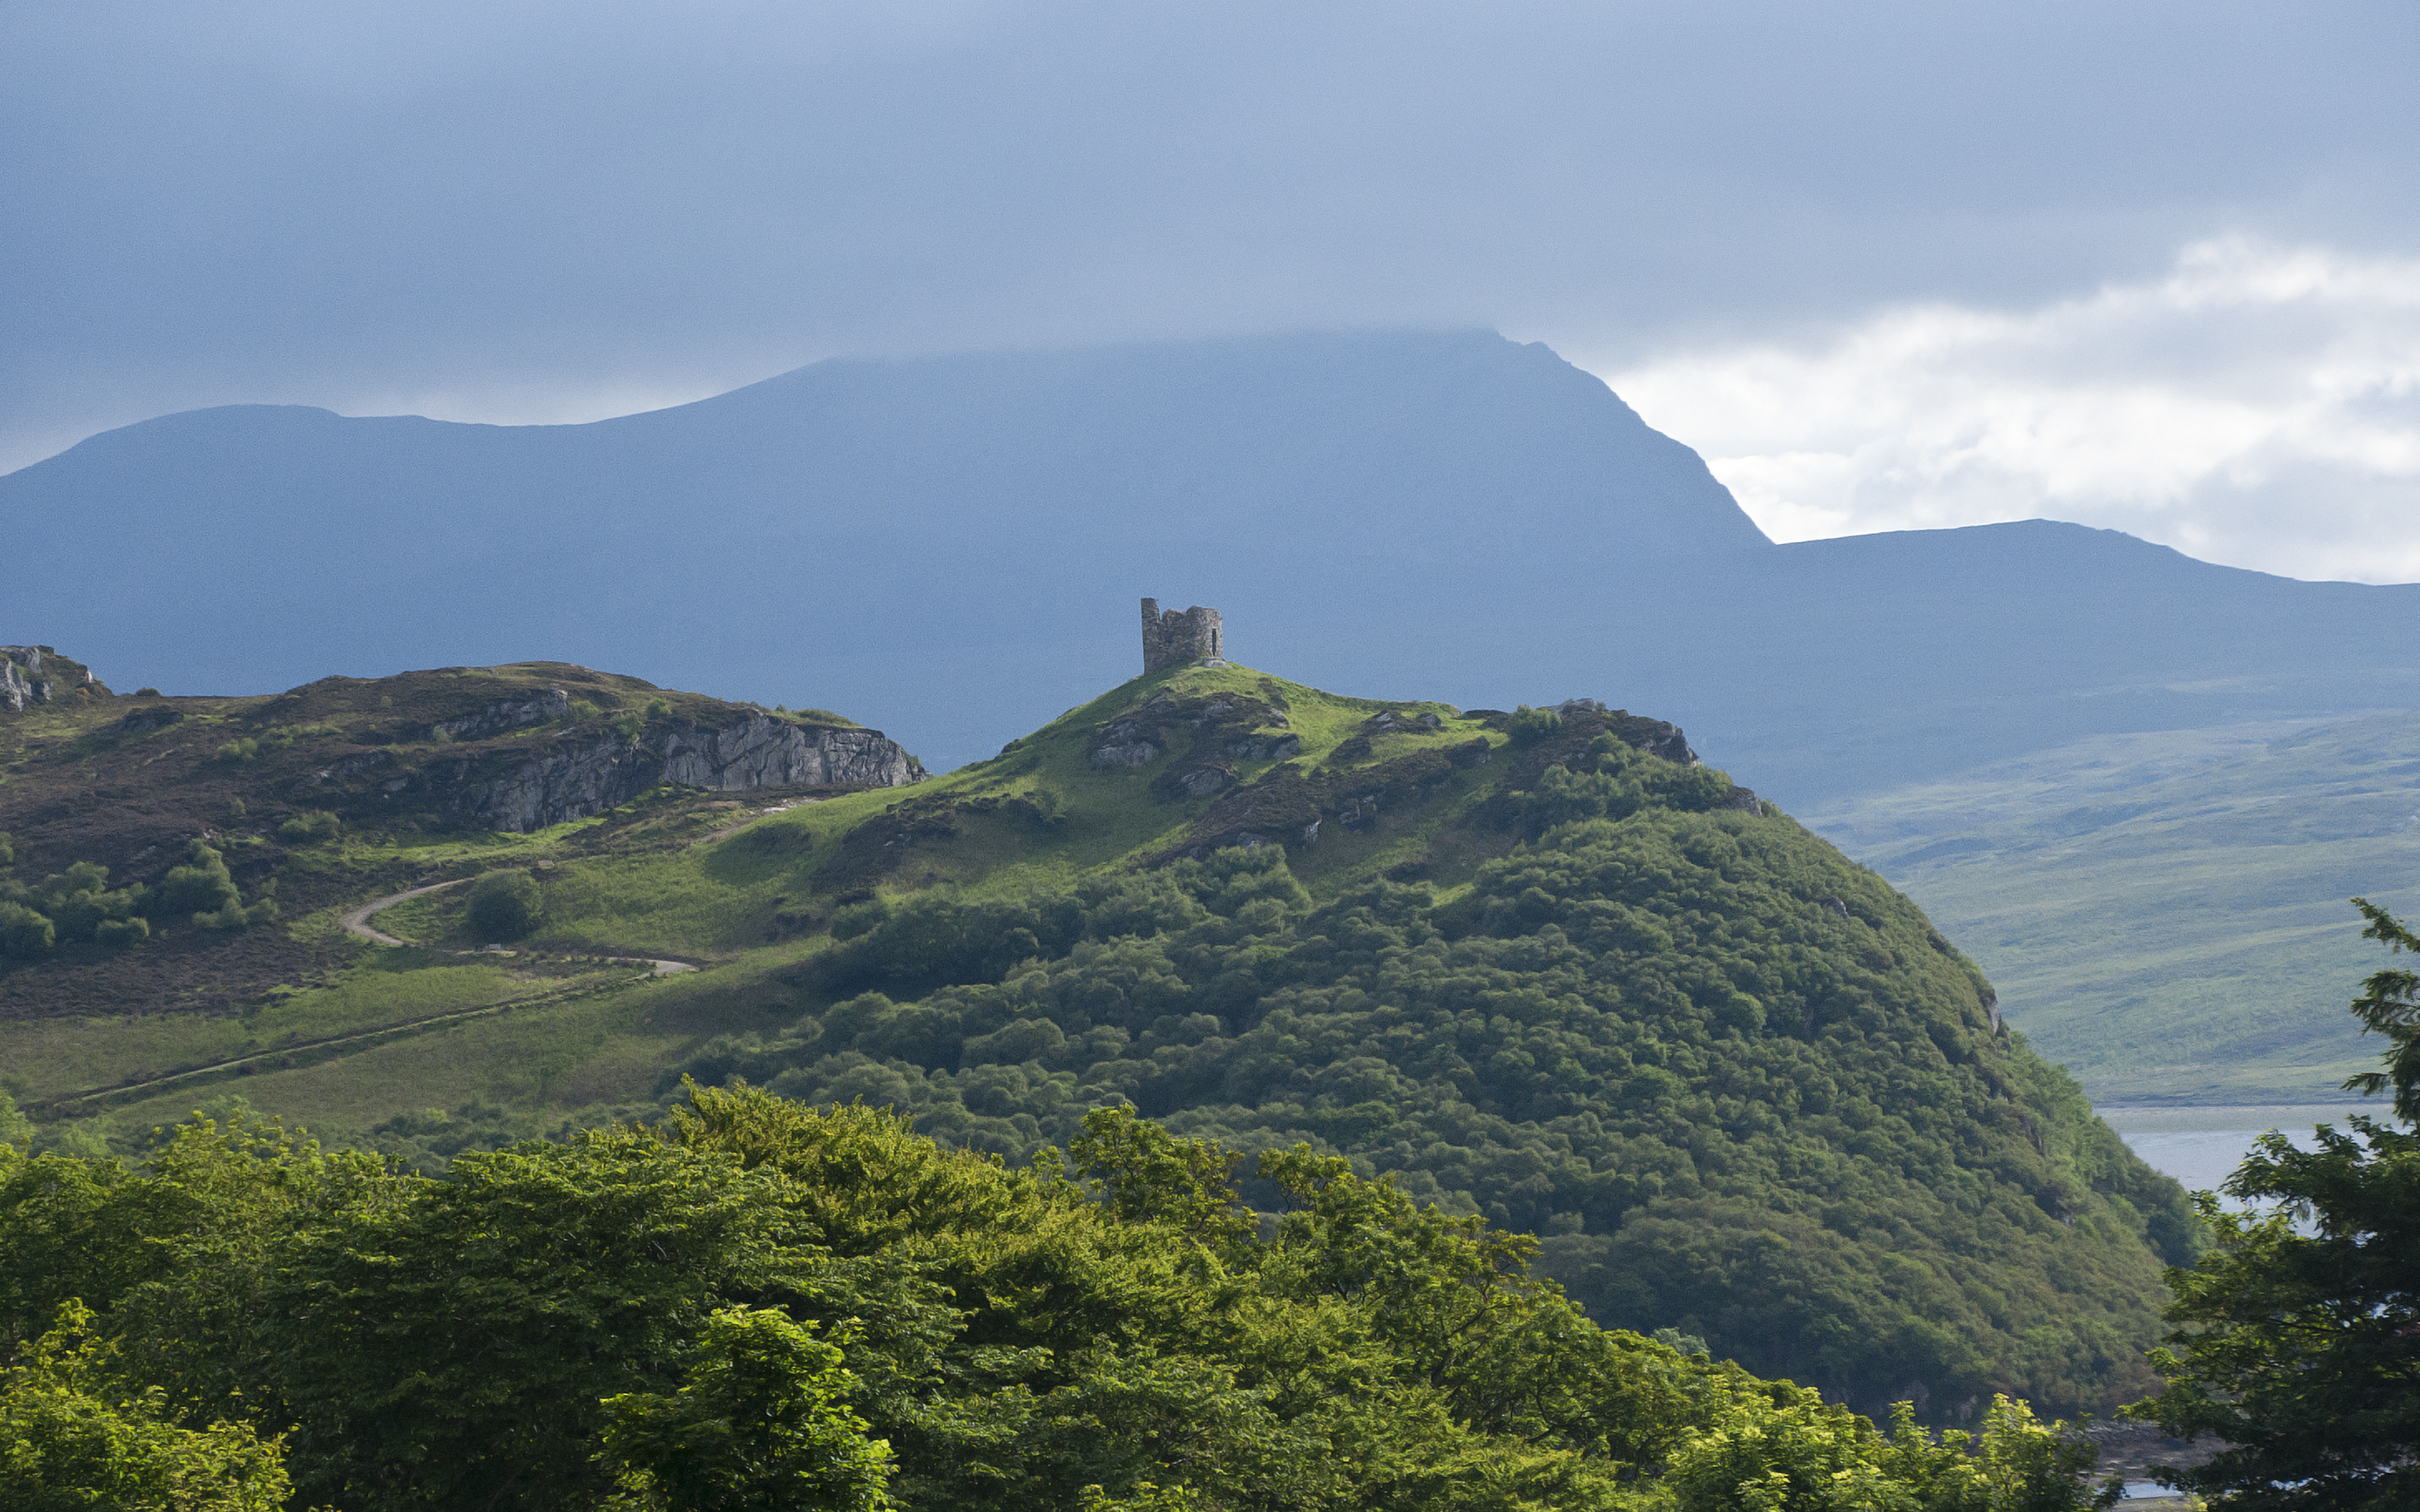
[[7, 1, 2418, 580]]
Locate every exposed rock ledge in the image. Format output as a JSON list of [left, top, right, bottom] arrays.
[[2, 646, 110, 713], [317, 711, 925, 833]]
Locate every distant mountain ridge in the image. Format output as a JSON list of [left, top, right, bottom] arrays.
[[6, 329, 2415, 805]]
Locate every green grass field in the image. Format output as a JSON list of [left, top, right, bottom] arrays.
[[1801, 712, 2420, 1103]]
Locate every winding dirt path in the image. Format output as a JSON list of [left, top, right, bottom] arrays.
[[339, 878, 468, 946], [341, 877, 696, 975]]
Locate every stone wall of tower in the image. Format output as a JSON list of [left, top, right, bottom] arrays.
[[1141, 599, 1223, 673]]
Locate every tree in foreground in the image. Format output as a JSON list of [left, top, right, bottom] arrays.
[[0, 1084, 2126, 1511], [0, 1300, 289, 1511], [2130, 898, 2420, 1510], [600, 1305, 894, 1512]]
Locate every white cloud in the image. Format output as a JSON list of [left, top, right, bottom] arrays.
[[1594, 239, 2420, 584]]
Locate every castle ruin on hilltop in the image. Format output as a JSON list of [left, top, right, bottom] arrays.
[[1141, 599, 1224, 673]]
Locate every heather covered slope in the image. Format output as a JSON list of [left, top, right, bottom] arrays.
[[4, 658, 2197, 1419], [0, 657, 920, 1022]]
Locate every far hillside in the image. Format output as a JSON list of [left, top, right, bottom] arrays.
[[0, 649, 2197, 1421], [1805, 712, 2420, 1105]]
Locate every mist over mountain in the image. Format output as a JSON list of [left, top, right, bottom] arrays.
[[7, 328, 2415, 804]]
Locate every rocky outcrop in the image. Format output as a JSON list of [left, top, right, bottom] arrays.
[[1089, 688, 1296, 772], [1090, 736, 1162, 768], [457, 716, 923, 832], [309, 710, 925, 833], [1, 655, 42, 714], [658, 713, 924, 792], [1555, 698, 1699, 766], [2, 646, 109, 713], [453, 736, 656, 833]]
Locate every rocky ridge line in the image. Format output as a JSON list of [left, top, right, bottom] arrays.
[[316, 706, 926, 832]]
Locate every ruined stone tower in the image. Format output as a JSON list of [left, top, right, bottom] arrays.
[[1141, 599, 1223, 673]]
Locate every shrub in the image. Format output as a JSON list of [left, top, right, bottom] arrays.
[[645, 697, 675, 721], [95, 917, 150, 951], [133, 686, 162, 697], [568, 700, 603, 722], [0, 831, 13, 869], [0, 903, 54, 960], [278, 810, 343, 844], [1507, 704, 1562, 746], [46, 892, 117, 942], [150, 843, 242, 918], [467, 870, 543, 942], [213, 738, 259, 764]]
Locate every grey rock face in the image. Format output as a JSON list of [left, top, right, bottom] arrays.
[[464, 716, 924, 832], [453, 715, 925, 832], [657, 713, 924, 791], [1175, 766, 1230, 798], [2, 648, 54, 713], [456, 736, 647, 833], [309, 708, 924, 833], [1090, 716, 1165, 768], [2, 645, 107, 712]]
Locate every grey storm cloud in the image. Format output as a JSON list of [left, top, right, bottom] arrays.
[[4, 0, 2418, 473]]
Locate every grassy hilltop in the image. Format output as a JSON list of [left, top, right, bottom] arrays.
[[0, 658, 2199, 1418]]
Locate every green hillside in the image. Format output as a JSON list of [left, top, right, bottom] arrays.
[[0, 658, 2199, 1418], [1801, 713, 2420, 1104]]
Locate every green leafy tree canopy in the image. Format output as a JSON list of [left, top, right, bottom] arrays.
[[2129, 898, 2420, 1510]]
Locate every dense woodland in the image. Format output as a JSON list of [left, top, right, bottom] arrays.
[[0, 1086, 2119, 1511]]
